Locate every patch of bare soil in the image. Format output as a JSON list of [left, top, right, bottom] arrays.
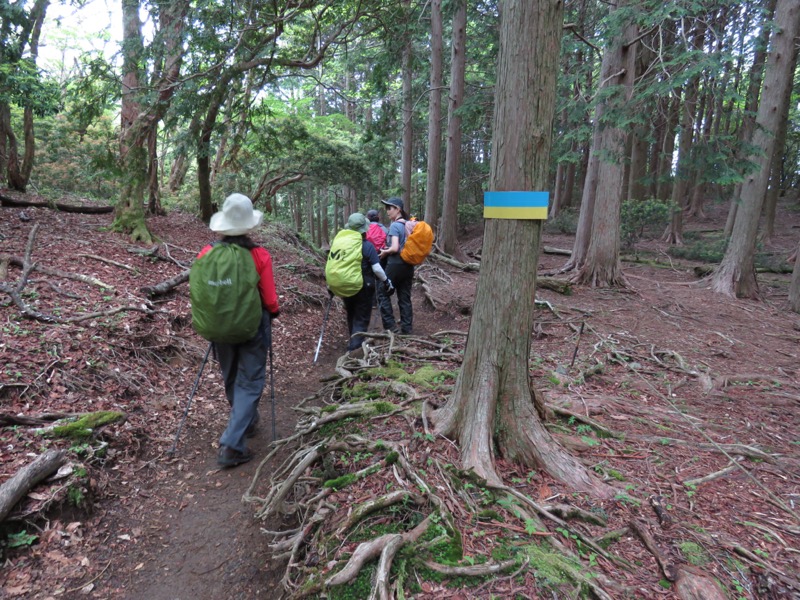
[[1, 192, 799, 599]]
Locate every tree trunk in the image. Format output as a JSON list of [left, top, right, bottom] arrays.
[[147, 126, 163, 215], [197, 85, 228, 223], [724, 0, 776, 237], [439, 0, 466, 255], [760, 42, 799, 244], [401, 0, 413, 210], [116, 0, 187, 240], [573, 2, 637, 287], [169, 152, 188, 192], [431, 0, 611, 498], [2, 0, 49, 192], [790, 239, 800, 313], [115, 0, 150, 242], [424, 0, 443, 228], [656, 92, 679, 202], [712, 0, 800, 298], [665, 23, 705, 245]]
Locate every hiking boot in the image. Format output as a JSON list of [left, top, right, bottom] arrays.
[[347, 347, 364, 359], [217, 446, 254, 468], [245, 412, 260, 438]]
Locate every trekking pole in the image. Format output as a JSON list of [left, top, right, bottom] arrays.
[[269, 336, 276, 442], [569, 321, 585, 369], [313, 297, 333, 363], [168, 342, 213, 456]]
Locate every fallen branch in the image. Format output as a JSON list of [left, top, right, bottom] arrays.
[[682, 461, 740, 488], [77, 253, 136, 272], [632, 435, 777, 462], [0, 412, 81, 427], [427, 252, 480, 271], [629, 518, 676, 581], [0, 449, 67, 522], [421, 558, 517, 576], [140, 268, 190, 297], [1, 254, 114, 290], [0, 193, 113, 214]]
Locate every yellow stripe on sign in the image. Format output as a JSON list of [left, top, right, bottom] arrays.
[[483, 206, 549, 220]]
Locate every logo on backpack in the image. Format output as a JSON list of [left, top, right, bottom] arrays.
[[325, 229, 363, 298], [189, 243, 262, 344], [399, 219, 434, 266]]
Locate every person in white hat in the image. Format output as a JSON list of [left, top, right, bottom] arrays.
[[197, 193, 280, 467]]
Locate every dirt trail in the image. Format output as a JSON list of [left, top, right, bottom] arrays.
[[96, 290, 450, 599], [96, 346, 338, 598]]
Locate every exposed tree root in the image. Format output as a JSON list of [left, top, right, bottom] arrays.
[[243, 339, 626, 598], [242, 333, 794, 599]]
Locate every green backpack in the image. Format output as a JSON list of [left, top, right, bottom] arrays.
[[189, 243, 262, 343], [325, 229, 363, 298]]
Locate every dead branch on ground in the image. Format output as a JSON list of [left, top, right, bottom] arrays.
[[0, 450, 67, 522], [1, 224, 157, 323]]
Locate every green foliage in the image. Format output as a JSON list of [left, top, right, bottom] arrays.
[[678, 541, 711, 566], [7, 530, 38, 548], [0, 61, 61, 116], [327, 563, 377, 599], [457, 202, 484, 227], [668, 232, 728, 263], [620, 199, 675, 250], [34, 112, 119, 199], [544, 208, 578, 235], [522, 541, 587, 591]]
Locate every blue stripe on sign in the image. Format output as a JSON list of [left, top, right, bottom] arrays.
[[484, 191, 550, 208]]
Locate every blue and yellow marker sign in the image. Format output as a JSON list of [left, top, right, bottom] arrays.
[[483, 191, 549, 220]]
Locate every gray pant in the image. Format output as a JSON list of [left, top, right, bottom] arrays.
[[215, 311, 271, 453], [377, 260, 414, 334]]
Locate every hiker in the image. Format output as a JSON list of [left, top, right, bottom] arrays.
[[196, 193, 280, 468], [326, 212, 394, 354], [365, 209, 388, 253], [377, 197, 414, 334]]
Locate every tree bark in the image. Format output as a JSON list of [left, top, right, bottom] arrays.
[[724, 0, 776, 237], [665, 23, 705, 245], [790, 239, 800, 313], [431, 0, 611, 498], [424, 0, 443, 228], [439, 0, 467, 255], [712, 0, 800, 298], [400, 0, 413, 210], [572, 1, 637, 287], [760, 42, 799, 243], [0, 450, 66, 523]]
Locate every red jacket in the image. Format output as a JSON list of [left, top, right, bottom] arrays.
[[197, 244, 280, 315]]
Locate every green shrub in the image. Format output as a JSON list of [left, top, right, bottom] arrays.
[[620, 198, 675, 250], [457, 202, 484, 226], [544, 208, 578, 235]]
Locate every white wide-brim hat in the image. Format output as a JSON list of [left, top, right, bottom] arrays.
[[209, 193, 263, 236]]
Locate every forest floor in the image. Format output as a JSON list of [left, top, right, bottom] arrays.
[[0, 191, 799, 600]]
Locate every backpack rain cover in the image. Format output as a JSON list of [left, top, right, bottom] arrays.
[[400, 219, 434, 265], [190, 244, 262, 343], [325, 229, 363, 298], [365, 222, 387, 252]]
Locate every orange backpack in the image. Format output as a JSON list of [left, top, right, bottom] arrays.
[[400, 219, 434, 266]]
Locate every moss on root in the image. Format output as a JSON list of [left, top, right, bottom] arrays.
[[49, 411, 125, 440]]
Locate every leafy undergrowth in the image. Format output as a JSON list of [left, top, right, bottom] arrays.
[[245, 330, 800, 599]]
